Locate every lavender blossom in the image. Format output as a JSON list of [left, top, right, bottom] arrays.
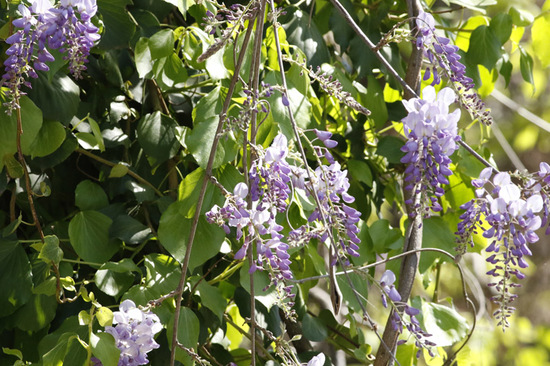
[[104, 300, 162, 366], [1, 0, 100, 113], [307, 353, 326, 366], [377, 270, 434, 356], [400, 86, 461, 217], [415, 11, 492, 125], [456, 166, 547, 328]]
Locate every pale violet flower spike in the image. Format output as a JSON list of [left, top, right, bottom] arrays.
[[104, 300, 162, 366], [306, 353, 326, 366], [456, 166, 549, 329], [401, 86, 461, 217]]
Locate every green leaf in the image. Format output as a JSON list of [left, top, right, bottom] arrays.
[[0, 97, 43, 170], [421, 301, 469, 347], [168, 307, 200, 366], [239, 260, 278, 310], [38, 235, 63, 265], [96, 307, 114, 327], [509, 7, 534, 26], [466, 25, 501, 70], [532, 16, 550, 68], [109, 163, 129, 178], [137, 112, 180, 165], [364, 75, 388, 128], [347, 159, 373, 187], [302, 313, 328, 341], [3, 154, 24, 179], [42, 332, 79, 366], [68, 211, 117, 263], [2, 348, 23, 360], [419, 217, 456, 273], [163, 0, 195, 17], [28, 120, 66, 158], [187, 87, 238, 169], [489, 13, 512, 45], [10, 293, 58, 331], [110, 215, 152, 244], [88, 117, 105, 152], [196, 282, 227, 321], [135, 37, 153, 78], [91, 332, 121, 366], [377, 136, 405, 164], [519, 47, 534, 87], [369, 219, 403, 254], [158, 202, 225, 269], [97, 0, 136, 49], [152, 53, 189, 90], [0, 238, 32, 317], [27, 73, 79, 125], [149, 29, 174, 58], [280, 7, 330, 67], [95, 267, 135, 297], [75, 180, 109, 211]]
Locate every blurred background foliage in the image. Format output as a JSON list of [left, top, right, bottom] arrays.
[[0, 0, 550, 365]]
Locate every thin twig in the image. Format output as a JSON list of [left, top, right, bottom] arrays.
[[168, 11, 258, 366]]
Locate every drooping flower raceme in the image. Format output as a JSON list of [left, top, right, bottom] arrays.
[[206, 132, 361, 312], [401, 86, 461, 217], [415, 11, 492, 125], [103, 300, 163, 366], [456, 165, 550, 328], [1, 0, 100, 113], [378, 270, 434, 357]]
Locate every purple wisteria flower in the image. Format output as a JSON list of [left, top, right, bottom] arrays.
[[306, 353, 326, 366], [400, 85, 461, 217], [378, 270, 434, 357], [1, 0, 100, 113], [103, 300, 163, 366], [456, 166, 548, 328], [206, 132, 362, 314], [415, 11, 492, 125]]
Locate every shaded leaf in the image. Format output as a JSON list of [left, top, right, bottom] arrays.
[[68, 211, 117, 263], [75, 180, 109, 211]]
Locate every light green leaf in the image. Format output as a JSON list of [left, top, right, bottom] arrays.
[[466, 25, 501, 69], [68, 211, 117, 263], [38, 235, 63, 265], [95, 267, 135, 297], [75, 180, 109, 211], [519, 47, 534, 87], [419, 217, 456, 273], [421, 301, 469, 347], [532, 16, 550, 68], [91, 332, 121, 366], [196, 282, 227, 320], [509, 7, 534, 26], [135, 37, 153, 78], [109, 163, 129, 178], [168, 308, 200, 366], [2, 348, 23, 360], [3, 154, 24, 179], [42, 332, 79, 366], [88, 117, 105, 152], [96, 307, 114, 327]]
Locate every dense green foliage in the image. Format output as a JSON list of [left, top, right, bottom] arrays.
[[1, 0, 550, 365]]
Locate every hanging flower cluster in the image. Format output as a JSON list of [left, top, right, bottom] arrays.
[[96, 300, 163, 366], [379, 270, 435, 357], [456, 164, 550, 328], [400, 85, 461, 217], [415, 11, 492, 125], [206, 132, 360, 310], [1, 0, 100, 113]]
